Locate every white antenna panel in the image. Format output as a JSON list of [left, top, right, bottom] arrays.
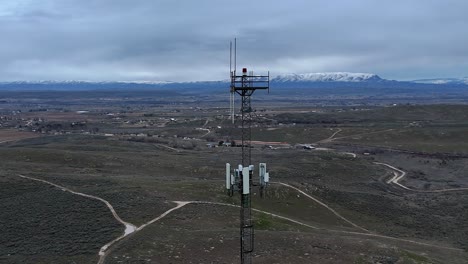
[[259, 163, 266, 176], [259, 163, 266, 185], [226, 163, 231, 189], [242, 167, 250, 194]]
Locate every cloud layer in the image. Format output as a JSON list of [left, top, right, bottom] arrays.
[[1, 0, 467, 81]]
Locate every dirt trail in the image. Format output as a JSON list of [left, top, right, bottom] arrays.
[[308, 129, 355, 158], [254, 183, 462, 251], [272, 182, 370, 232], [375, 162, 468, 193], [188, 201, 320, 230], [324, 129, 395, 143], [16, 175, 138, 263], [136, 201, 190, 231], [17, 174, 191, 264], [202, 118, 209, 128], [315, 128, 342, 143], [198, 128, 211, 138], [18, 174, 136, 231], [154, 143, 180, 152], [98, 201, 191, 264], [374, 162, 411, 190]]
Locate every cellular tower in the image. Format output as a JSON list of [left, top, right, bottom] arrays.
[[225, 39, 271, 264]]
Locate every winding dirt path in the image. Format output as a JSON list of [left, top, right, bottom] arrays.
[[315, 128, 342, 144], [272, 182, 370, 232], [198, 128, 211, 138], [18, 174, 136, 232], [17, 175, 193, 264], [16, 175, 138, 263], [136, 201, 190, 231], [374, 162, 411, 190], [375, 162, 468, 193], [98, 201, 191, 264]]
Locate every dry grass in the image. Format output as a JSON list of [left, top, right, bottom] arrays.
[[0, 129, 41, 143]]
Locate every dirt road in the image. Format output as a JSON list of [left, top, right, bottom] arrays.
[[375, 162, 468, 193]]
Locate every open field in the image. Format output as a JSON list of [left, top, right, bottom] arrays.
[[1, 92, 468, 263], [107, 203, 466, 264], [0, 174, 121, 264], [0, 129, 41, 143], [274, 105, 468, 154]]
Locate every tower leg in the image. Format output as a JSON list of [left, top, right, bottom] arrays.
[[241, 194, 253, 264]]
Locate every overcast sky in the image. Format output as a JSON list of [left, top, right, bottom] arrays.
[[1, 0, 467, 82]]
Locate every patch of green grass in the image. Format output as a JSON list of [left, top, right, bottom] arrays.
[[254, 212, 273, 230], [400, 250, 432, 263]]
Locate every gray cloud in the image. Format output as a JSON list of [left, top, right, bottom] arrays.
[[1, 0, 467, 81]]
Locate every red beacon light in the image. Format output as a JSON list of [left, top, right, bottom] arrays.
[[242, 68, 247, 76]]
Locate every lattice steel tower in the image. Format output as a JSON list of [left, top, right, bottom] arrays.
[[227, 38, 270, 264]]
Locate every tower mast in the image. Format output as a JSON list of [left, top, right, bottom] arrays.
[[228, 39, 270, 264]]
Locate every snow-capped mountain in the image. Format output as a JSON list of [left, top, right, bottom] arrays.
[[272, 72, 383, 83], [2, 72, 468, 94], [412, 77, 468, 85]]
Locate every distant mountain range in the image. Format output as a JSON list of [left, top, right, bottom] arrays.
[[271, 72, 383, 82], [1, 73, 468, 98], [412, 77, 468, 85]]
